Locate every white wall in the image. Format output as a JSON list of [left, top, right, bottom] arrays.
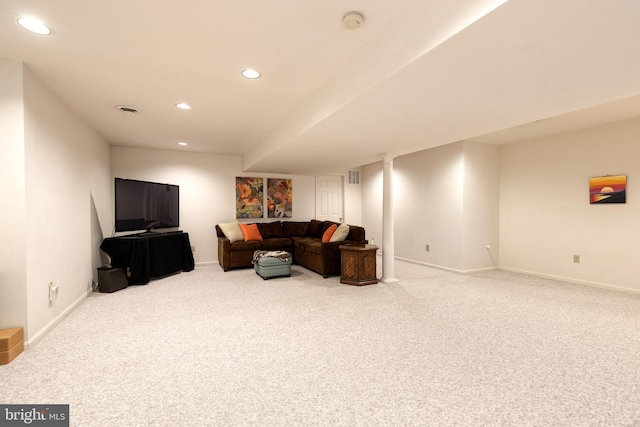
[[462, 141, 499, 271], [0, 58, 27, 332], [499, 118, 640, 292], [343, 168, 363, 226], [394, 143, 466, 270], [361, 162, 383, 247], [361, 141, 499, 273], [110, 147, 317, 264], [22, 66, 112, 345]]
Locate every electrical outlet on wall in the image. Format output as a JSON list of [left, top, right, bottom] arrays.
[[573, 255, 580, 263], [425, 244, 430, 252], [48, 282, 58, 301]]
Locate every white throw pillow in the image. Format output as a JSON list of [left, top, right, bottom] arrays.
[[219, 221, 244, 243], [330, 223, 350, 242]]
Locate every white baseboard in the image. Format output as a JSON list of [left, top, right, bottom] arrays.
[[25, 289, 91, 349], [394, 256, 499, 275], [393, 256, 639, 294], [499, 266, 640, 295], [195, 261, 218, 267]]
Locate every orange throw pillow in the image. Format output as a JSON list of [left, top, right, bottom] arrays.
[[239, 223, 263, 241], [321, 224, 338, 242]]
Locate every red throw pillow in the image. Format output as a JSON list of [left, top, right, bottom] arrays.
[[239, 223, 263, 241], [321, 224, 338, 242]]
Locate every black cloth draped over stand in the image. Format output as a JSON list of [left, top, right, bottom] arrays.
[[100, 231, 195, 285]]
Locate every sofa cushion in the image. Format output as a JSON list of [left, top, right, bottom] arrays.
[[323, 221, 339, 232], [240, 223, 263, 241], [262, 238, 293, 250], [322, 224, 338, 242], [308, 220, 324, 238], [294, 237, 322, 255], [218, 221, 244, 243], [305, 241, 322, 255], [330, 223, 350, 242], [282, 221, 309, 237], [258, 221, 283, 239], [230, 240, 263, 251], [347, 226, 365, 242]]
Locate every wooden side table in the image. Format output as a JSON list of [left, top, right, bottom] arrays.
[[339, 244, 379, 286]]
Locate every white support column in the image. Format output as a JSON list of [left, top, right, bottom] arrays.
[[380, 153, 399, 283]]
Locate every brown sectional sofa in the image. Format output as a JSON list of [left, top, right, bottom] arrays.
[[215, 219, 366, 277]]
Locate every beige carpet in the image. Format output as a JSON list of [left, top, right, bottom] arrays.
[[3, 260, 640, 426]]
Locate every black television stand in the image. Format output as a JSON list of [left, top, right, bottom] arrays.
[[100, 232, 195, 285]]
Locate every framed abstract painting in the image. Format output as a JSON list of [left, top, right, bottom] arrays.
[[236, 177, 264, 218], [589, 175, 626, 204], [267, 178, 292, 218]]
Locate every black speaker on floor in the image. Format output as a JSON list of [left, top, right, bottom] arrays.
[[97, 267, 128, 293]]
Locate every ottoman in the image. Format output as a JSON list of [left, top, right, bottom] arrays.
[[253, 251, 292, 280]]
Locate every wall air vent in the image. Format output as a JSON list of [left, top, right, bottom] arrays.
[[347, 170, 360, 185]]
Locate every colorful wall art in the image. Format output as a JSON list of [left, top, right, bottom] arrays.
[[236, 177, 264, 218], [589, 175, 626, 204], [267, 178, 292, 218]]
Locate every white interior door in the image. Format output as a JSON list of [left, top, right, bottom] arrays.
[[316, 176, 343, 222]]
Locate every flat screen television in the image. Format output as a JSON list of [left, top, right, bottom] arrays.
[[114, 178, 179, 233]]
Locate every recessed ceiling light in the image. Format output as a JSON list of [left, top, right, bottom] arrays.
[[175, 102, 191, 110], [242, 69, 261, 79], [17, 17, 52, 35], [178, 142, 188, 146]]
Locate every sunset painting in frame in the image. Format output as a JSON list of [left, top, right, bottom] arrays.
[[589, 175, 626, 204]]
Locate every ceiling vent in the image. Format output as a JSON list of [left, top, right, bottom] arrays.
[[342, 12, 364, 29], [347, 170, 360, 185], [115, 105, 139, 114]]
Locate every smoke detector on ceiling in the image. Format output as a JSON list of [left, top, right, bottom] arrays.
[[342, 12, 364, 29], [115, 105, 139, 115]]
